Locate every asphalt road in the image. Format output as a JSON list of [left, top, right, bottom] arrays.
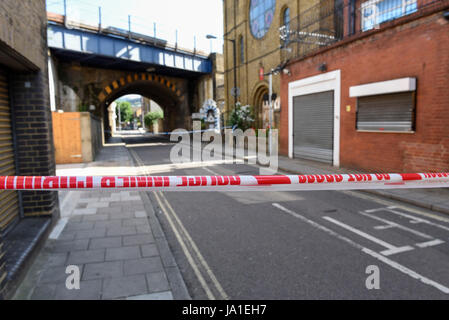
[[123, 135, 449, 300]]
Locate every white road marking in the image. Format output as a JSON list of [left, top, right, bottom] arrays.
[[374, 225, 395, 230], [342, 191, 449, 224], [415, 239, 445, 248], [202, 166, 220, 176], [273, 203, 449, 294], [359, 210, 434, 240], [364, 208, 384, 213], [362, 210, 445, 250], [48, 218, 68, 239], [384, 207, 449, 233], [322, 216, 414, 256], [129, 147, 243, 175], [126, 142, 172, 148]]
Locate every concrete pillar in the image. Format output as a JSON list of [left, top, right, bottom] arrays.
[[108, 102, 117, 134]]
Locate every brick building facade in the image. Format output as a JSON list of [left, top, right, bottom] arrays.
[[280, 0, 449, 172], [0, 0, 59, 298], [223, 0, 318, 127]]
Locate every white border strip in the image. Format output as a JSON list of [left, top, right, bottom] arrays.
[[288, 70, 341, 166], [349, 77, 416, 97]]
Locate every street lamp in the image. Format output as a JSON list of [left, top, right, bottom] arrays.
[[206, 34, 237, 110]]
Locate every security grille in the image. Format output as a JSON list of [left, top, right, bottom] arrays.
[[0, 67, 19, 235], [293, 91, 334, 164], [356, 92, 414, 131]]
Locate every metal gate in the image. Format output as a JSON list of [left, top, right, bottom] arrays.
[[0, 67, 19, 235], [293, 90, 334, 164]]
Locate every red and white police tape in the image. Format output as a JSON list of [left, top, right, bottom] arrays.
[[0, 173, 448, 191]]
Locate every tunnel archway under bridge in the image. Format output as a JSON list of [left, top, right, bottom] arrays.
[[98, 73, 191, 138]]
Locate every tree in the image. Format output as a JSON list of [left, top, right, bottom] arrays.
[[144, 110, 164, 129], [117, 101, 133, 123]]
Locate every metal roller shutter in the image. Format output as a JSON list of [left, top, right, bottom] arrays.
[[0, 68, 19, 235], [356, 92, 414, 131], [293, 90, 334, 164]]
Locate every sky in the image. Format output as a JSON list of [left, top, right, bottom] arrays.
[[46, 0, 224, 54]]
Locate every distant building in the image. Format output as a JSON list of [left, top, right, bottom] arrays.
[[0, 0, 59, 298], [280, 0, 449, 172]]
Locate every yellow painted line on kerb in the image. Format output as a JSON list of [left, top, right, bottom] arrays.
[[129, 147, 229, 300], [153, 191, 216, 300], [156, 191, 229, 300]]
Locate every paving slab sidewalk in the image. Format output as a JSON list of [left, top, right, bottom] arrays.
[[13, 143, 190, 300], [277, 155, 449, 215]]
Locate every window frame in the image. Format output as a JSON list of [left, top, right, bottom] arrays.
[[283, 6, 290, 28], [361, 0, 418, 31], [249, 0, 277, 39]]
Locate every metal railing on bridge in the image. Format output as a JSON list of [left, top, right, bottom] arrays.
[[280, 0, 447, 61], [46, 0, 220, 56]]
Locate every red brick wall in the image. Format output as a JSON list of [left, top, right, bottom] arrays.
[[280, 11, 449, 172]]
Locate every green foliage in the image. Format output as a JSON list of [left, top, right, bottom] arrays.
[[200, 118, 206, 130], [144, 110, 164, 128], [78, 104, 89, 112], [117, 101, 133, 122], [227, 102, 254, 131]]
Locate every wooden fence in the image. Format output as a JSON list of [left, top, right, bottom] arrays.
[[52, 112, 102, 164]]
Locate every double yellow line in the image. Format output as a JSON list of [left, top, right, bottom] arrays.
[[129, 148, 229, 300]]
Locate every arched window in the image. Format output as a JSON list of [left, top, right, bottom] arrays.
[[280, 7, 291, 44], [283, 7, 290, 28], [239, 35, 244, 64]]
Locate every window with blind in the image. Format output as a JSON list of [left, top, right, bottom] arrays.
[[356, 92, 415, 132]]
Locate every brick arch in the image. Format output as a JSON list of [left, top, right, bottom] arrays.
[[99, 73, 191, 138], [97, 73, 184, 103]]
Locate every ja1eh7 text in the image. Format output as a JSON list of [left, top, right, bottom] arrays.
[[182, 304, 267, 317]]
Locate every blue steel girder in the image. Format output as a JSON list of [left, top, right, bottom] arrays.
[[47, 23, 212, 74]]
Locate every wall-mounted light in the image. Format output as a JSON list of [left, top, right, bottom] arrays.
[[282, 68, 291, 76], [146, 67, 156, 72], [318, 63, 327, 72]]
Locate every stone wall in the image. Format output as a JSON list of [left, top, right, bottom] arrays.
[[0, 0, 47, 70]]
